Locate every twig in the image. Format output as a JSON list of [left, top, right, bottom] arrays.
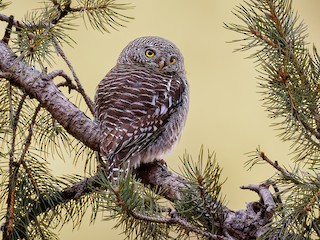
[[71, 4, 111, 12], [2, 15, 13, 44], [16, 104, 42, 192], [112, 186, 225, 240], [271, 182, 285, 217], [0, 13, 23, 28], [56, 81, 78, 91], [196, 172, 223, 231], [0, 2, 130, 30], [277, 67, 320, 141], [259, 151, 293, 179], [266, 0, 286, 42], [272, 1, 320, 140], [271, 182, 282, 205], [0, 11, 95, 112], [47, 69, 73, 84], [4, 92, 27, 239], [258, 151, 318, 191], [48, 69, 77, 93], [52, 38, 95, 114], [0, 8, 67, 28], [249, 27, 279, 51]]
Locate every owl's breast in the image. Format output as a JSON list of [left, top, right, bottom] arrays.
[[95, 64, 189, 167], [129, 71, 189, 167]]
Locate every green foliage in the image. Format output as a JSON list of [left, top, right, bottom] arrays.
[[0, 82, 67, 238], [0, 82, 97, 238], [12, 8, 74, 68], [97, 172, 172, 240], [226, 0, 320, 239], [8, 0, 133, 67], [175, 148, 225, 235], [246, 148, 320, 238], [226, 0, 320, 165], [77, 0, 134, 32], [91, 149, 226, 240], [271, 183, 320, 239]]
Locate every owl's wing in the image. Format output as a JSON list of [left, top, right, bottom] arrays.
[[95, 65, 186, 162]]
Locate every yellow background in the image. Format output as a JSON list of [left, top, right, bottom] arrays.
[[1, 1, 320, 239]]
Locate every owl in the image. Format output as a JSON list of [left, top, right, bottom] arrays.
[[94, 36, 189, 180]]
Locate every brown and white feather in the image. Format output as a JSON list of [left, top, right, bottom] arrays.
[[94, 36, 189, 180]]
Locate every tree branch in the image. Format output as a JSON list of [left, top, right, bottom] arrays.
[[0, 13, 22, 28], [112, 185, 226, 240], [0, 40, 101, 151]]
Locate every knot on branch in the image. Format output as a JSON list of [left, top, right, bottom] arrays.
[[223, 183, 276, 239]]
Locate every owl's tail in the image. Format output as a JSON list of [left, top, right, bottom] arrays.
[[97, 151, 131, 184]]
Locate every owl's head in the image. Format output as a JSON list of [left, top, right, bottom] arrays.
[[117, 36, 185, 75]]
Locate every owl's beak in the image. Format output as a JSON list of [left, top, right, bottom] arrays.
[[158, 60, 165, 69]]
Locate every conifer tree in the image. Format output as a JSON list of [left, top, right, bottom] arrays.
[[0, 0, 318, 239]]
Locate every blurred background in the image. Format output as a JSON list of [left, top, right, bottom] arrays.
[[1, 0, 320, 239]]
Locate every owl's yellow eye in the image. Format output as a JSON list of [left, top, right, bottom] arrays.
[[145, 49, 155, 58], [170, 56, 175, 65]]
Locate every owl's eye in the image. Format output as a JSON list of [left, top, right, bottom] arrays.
[[170, 56, 176, 65], [145, 49, 155, 58]]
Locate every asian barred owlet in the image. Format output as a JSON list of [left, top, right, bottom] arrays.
[[94, 36, 189, 179]]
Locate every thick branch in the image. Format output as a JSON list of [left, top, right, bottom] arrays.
[[135, 160, 185, 201], [0, 40, 101, 151]]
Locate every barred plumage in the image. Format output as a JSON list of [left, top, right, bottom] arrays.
[[94, 36, 189, 179]]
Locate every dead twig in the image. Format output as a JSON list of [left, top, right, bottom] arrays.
[[2, 15, 14, 44], [52, 38, 95, 114]]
